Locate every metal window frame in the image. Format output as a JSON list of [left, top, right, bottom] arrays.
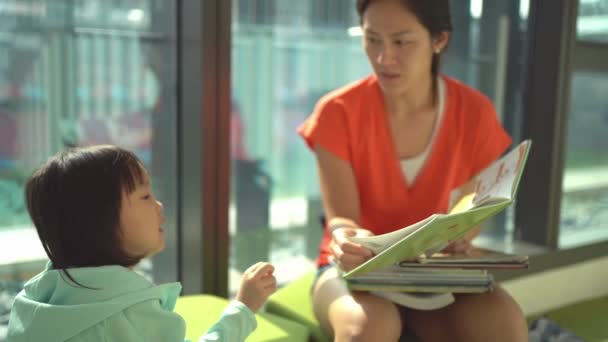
[[572, 42, 608, 70], [515, 0, 578, 248], [178, 0, 231, 296]]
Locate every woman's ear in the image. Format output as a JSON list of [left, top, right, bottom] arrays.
[[433, 31, 451, 53]]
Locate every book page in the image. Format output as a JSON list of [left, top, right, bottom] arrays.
[[410, 247, 529, 265], [470, 141, 530, 207], [448, 140, 531, 212], [448, 192, 476, 214], [447, 176, 477, 213], [348, 215, 436, 254]]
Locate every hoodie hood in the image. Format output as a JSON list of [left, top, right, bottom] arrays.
[[8, 262, 181, 342]]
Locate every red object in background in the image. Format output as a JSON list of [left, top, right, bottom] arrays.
[[231, 107, 248, 160]]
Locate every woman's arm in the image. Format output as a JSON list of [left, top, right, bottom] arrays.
[[315, 144, 360, 225], [315, 145, 373, 271]]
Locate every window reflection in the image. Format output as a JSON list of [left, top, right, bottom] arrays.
[[577, 0, 608, 43], [0, 2, 177, 338], [560, 71, 608, 247]]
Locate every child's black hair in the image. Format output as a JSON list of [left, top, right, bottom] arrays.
[[25, 145, 147, 286]]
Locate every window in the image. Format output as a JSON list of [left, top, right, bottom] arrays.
[[577, 0, 608, 43], [557, 1, 608, 248], [560, 62, 608, 247], [229, 0, 367, 290], [0, 2, 178, 335]]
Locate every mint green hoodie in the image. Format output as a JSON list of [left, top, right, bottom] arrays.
[[7, 263, 256, 342]]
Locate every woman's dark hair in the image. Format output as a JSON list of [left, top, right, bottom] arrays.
[[356, 0, 453, 76], [25, 145, 146, 286]]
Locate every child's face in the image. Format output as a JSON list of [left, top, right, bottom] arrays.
[[119, 168, 165, 259]]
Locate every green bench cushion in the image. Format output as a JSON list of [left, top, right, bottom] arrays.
[[541, 296, 608, 342], [266, 272, 331, 342], [175, 294, 309, 342]]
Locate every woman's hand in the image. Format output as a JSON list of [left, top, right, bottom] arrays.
[[330, 227, 375, 272], [236, 262, 277, 312], [441, 238, 473, 254], [442, 224, 482, 254]]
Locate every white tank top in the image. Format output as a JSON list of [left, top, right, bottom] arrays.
[[399, 78, 446, 187]]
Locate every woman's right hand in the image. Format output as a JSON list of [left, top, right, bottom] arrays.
[[330, 227, 375, 272], [236, 262, 277, 312]]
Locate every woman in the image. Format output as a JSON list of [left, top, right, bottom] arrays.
[[298, 0, 528, 341]]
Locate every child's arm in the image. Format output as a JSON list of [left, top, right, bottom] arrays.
[[200, 262, 276, 342], [198, 300, 257, 342]]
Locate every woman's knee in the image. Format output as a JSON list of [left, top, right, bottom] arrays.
[[312, 270, 403, 341], [491, 290, 528, 339], [452, 287, 527, 341], [457, 286, 523, 316], [484, 287, 526, 325], [329, 293, 403, 342]]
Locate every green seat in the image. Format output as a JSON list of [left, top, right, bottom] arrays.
[[266, 272, 331, 342], [538, 296, 608, 342], [175, 294, 309, 342]]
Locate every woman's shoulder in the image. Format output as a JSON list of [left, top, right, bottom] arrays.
[[316, 75, 378, 108], [442, 75, 493, 107]]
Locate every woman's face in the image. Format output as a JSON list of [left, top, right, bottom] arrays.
[[362, 0, 447, 96]]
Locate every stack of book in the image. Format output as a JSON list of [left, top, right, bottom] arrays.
[[341, 140, 532, 310], [345, 248, 528, 310], [347, 248, 529, 293]]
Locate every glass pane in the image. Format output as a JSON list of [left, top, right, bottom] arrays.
[[0, 1, 177, 335], [577, 0, 608, 43], [229, 0, 531, 291], [444, 1, 531, 246], [230, 0, 365, 291], [560, 71, 608, 248]]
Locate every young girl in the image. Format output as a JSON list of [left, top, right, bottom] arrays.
[[7, 145, 277, 342]]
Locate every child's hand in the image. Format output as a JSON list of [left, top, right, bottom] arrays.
[[236, 262, 276, 312]]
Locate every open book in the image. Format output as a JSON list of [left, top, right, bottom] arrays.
[[342, 140, 531, 307]]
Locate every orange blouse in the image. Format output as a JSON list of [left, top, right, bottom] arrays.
[[298, 75, 512, 267]]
